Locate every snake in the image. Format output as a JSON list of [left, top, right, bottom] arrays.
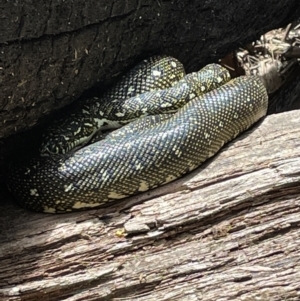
[[6, 56, 269, 213]]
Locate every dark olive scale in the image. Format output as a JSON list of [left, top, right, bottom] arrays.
[[101, 64, 230, 120], [89, 63, 230, 144], [7, 73, 268, 213], [40, 56, 186, 155]]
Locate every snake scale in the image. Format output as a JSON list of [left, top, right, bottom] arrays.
[[7, 56, 268, 213]]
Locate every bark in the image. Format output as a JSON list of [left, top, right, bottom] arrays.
[[1, 0, 300, 139], [1, 109, 300, 301]]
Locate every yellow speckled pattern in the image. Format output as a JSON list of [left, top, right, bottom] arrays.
[[40, 56, 186, 156], [7, 62, 268, 213]]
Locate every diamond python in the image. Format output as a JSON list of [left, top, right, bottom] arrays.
[[7, 56, 268, 213]]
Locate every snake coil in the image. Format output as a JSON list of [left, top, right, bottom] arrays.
[[7, 56, 268, 213]]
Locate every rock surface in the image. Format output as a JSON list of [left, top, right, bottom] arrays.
[[1, 0, 300, 139]]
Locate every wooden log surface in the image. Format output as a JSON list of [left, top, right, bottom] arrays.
[[1, 109, 300, 300]]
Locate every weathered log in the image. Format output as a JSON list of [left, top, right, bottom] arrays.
[[1, 0, 300, 139], [1, 109, 300, 301]]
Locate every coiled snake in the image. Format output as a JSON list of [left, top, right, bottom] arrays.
[[7, 56, 268, 213]]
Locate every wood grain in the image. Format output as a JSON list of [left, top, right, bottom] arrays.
[[1, 110, 300, 301]]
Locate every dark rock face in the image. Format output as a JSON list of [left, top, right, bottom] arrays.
[[1, 0, 300, 140]]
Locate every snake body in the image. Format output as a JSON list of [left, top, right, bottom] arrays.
[[40, 56, 186, 155], [7, 57, 268, 213]]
